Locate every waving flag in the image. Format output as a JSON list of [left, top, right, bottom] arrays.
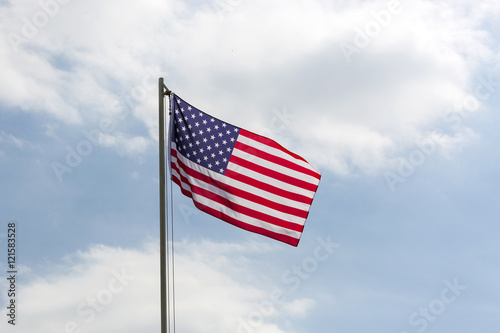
[[168, 94, 321, 246]]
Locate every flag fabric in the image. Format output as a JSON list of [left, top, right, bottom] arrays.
[[168, 93, 321, 246]]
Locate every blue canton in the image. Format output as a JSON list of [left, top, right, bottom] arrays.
[[171, 95, 241, 175]]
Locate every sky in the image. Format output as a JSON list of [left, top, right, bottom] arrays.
[[0, 0, 499, 332]]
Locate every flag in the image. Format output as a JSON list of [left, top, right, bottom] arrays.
[[168, 93, 321, 246]]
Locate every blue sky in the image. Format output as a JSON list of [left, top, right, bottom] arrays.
[[1, 0, 500, 332]]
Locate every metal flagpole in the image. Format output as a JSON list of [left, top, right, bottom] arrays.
[[158, 77, 171, 333]]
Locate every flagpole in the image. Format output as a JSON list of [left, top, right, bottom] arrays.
[[158, 77, 171, 333]]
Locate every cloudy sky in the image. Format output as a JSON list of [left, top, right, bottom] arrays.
[[1, 0, 500, 332]]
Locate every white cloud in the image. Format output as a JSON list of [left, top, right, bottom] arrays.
[[0, 131, 42, 154], [282, 298, 316, 318], [99, 133, 151, 159], [0, 0, 497, 175], [0, 240, 311, 333]]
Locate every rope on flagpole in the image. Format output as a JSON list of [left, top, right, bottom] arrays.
[[165, 89, 171, 333], [165, 88, 177, 333], [167, 91, 177, 333]]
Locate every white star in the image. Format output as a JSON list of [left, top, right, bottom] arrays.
[[214, 125, 219, 130], [207, 145, 212, 150], [226, 130, 231, 135], [197, 158, 201, 163], [219, 168, 224, 173], [195, 140, 200, 145], [193, 151, 197, 156], [215, 143, 219, 148], [223, 158, 228, 162], [199, 130, 204, 135], [222, 140, 227, 145], [219, 150, 223, 155], [203, 138, 208, 143], [230, 137, 235, 142], [199, 148, 204, 153], [188, 106, 192, 111], [222, 123, 227, 127], [203, 120, 207, 125], [211, 135, 215, 140], [195, 122, 200, 127], [211, 153, 216, 158], [207, 127, 211, 132], [208, 163, 212, 168], [204, 156, 208, 161], [215, 160, 220, 166], [210, 118, 215, 122]]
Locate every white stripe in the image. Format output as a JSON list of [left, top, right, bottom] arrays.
[[222, 172, 311, 212], [171, 145, 312, 210], [172, 153, 307, 225], [171, 159, 301, 239], [171, 168, 192, 194], [232, 147, 320, 186], [238, 133, 320, 174], [226, 161, 316, 198]]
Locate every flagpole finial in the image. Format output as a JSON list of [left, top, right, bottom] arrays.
[[159, 77, 172, 96]]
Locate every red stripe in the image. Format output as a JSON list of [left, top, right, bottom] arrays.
[[239, 129, 309, 164], [229, 155, 318, 192], [190, 181, 304, 233], [194, 169, 307, 219], [172, 149, 310, 218], [193, 199, 300, 246], [172, 172, 193, 199], [224, 168, 313, 205], [234, 141, 321, 179], [171, 156, 305, 232], [172, 166, 304, 244]]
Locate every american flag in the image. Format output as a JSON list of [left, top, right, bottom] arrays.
[[168, 94, 321, 246]]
